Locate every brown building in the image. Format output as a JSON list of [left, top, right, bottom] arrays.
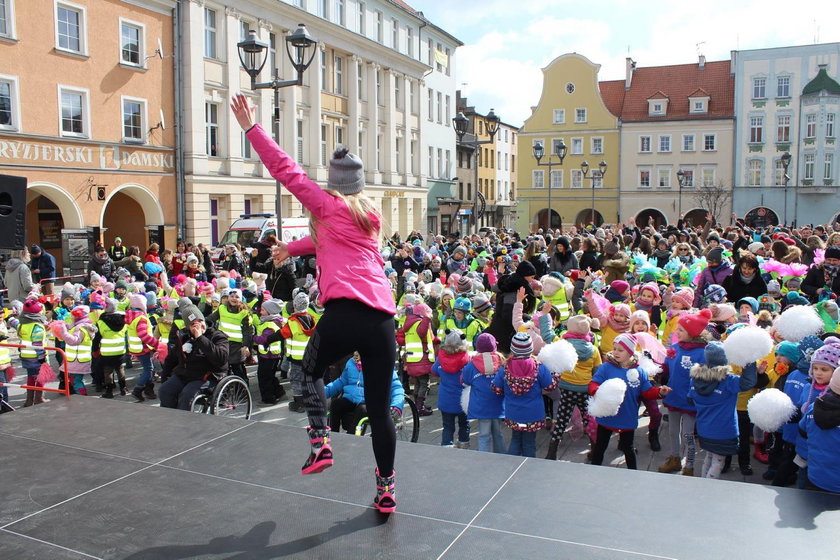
[[0, 0, 177, 275]]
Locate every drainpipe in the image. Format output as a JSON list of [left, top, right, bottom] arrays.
[[173, 2, 187, 242]]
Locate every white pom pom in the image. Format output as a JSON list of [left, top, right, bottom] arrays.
[[748, 389, 797, 432], [460, 386, 471, 415], [626, 369, 639, 384], [183, 342, 193, 354], [537, 339, 578, 374], [637, 353, 662, 378], [776, 305, 823, 342], [587, 378, 627, 418], [723, 326, 773, 367]]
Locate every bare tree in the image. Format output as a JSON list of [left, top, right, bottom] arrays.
[[693, 180, 732, 225]]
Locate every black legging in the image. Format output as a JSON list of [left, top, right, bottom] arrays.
[[301, 298, 397, 475], [591, 425, 637, 469]]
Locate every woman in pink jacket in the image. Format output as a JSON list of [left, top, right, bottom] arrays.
[[232, 94, 398, 514]]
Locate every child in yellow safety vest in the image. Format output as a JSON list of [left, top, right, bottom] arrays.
[[50, 305, 98, 396], [206, 288, 253, 383], [252, 298, 287, 406], [93, 298, 129, 398], [0, 311, 15, 407], [265, 291, 316, 413], [126, 293, 160, 402], [9, 299, 49, 406], [396, 302, 436, 416]]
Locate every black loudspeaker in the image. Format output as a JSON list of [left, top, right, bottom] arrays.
[[0, 174, 27, 250]]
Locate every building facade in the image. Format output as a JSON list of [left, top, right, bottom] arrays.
[[731, 43, 840, 226], [517, 53, 620, 233], [181, 0, 459, 245], [493, 120, 517, 231], [616, 57, 735, 227], [0, 0, 177, 274]]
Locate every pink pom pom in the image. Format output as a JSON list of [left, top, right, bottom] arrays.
[[155, 340, 169, 363], [37, 362, 57, 385], [4, 366, 14, 383], [48, 320, 66, 338]]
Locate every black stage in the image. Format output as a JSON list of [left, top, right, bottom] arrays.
[[2, 398, 839, 559]]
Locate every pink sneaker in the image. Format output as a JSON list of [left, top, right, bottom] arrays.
[[374, 468, 396, 514], [301, 427, 333, 475]]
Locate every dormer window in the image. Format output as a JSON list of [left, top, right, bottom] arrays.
[[688, 89, 710, 114], [647, 92, 668, 116]]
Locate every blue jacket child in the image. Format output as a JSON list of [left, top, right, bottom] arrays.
[[798, 371, 840, 493], [325, 356, 405, 409]]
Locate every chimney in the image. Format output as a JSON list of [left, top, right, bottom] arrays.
[[625, 57, 636, 90], [699, 54, 706, 69]]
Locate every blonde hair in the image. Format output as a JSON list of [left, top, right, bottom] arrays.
[[671, 242, 692, 258], [308, 189, 384, 245]]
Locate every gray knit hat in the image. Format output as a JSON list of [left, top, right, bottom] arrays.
[[328, 147, 365, 195], [262, 299, 283, 317], [293, 291, 310, 313]]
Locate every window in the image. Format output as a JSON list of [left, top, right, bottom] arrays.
[[545, 169, 561, 189], [56, 2, 85, 54], [0, 76, 19, 130], [827, 113, 836, 138], [410, 139, 417, 174], [752, 77, 766, 99], [592, 172, 603, 188], [639, 135, 651, 153], [357, 1, 365, 34], [204, 7, 216, 59], [445, 149, 451, 178], [427, 38, 433, 65], [702, 168, 715, 187], [691, 99, 707, 113], [205, 102, 219, 156], [571, 169, 583, 189], [571, 138, 583, 155], [375, 11, 383, 43], [774, 159, 785, 186], [658, 169, 670, 188], [445, 95, 450, 126], [749, 116, 763, 143], [445, 48, 451, 76], [748, 160, 762, 186], [319, 0, 328, 18], [269, 33, 277, 76], [658, 135, 671, 153], [319, 124, 327, 166], [210, 198, 220, 246], [296, 120, 304, 162], [406, 27, 413, 57], [334, 0, 345, 25], [551, 138, 565, 157], [409, 80, 416, 114], [575, 108, 586, 123], [428, 147, 434, 178], [427, 89, 433, 121], [393, 75, 401, 109], [682, 134, 695, 152], [122, 97, 145, 142], [376, 69, 382, 105], [553, 109, 565, 124], [804, 153, 815, 180], [320, 50, 327, 90], [436, 92, 442, 123], [59, 87, 88, 137], [703, 134, 716, 151], [0, 0, 15, 38], [777, 115, 790, 142], [357, 130, 363, 161], [532, 169, 544, 188], [591, 137, 603, 154], [357, 60, 364, 99], [120, 20, 143, 66], [239, 19, 250, 41], [334, 55, 343, 95], [777, 75, 790, 98], [682, 169, 694, 187], [825, 153, 833, 180], [806, 114, 816, 138], [391, 18, 398, 50], [436, 147, 442, 177], [639, 169, 650, 188], [653, 103, 663, 114]]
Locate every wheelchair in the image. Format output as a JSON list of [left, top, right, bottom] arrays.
[[189, 374, 253, 420], [354, 395, 420, 443]]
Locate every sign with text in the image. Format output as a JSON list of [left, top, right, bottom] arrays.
[[0, 136, 175, 173]]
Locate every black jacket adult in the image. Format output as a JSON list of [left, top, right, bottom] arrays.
[[578, 250, 601, 272], [87, 253, 115, 283], [30, 251, 56, 283], [722, 272, 768, 303], [249, 241, 274, 272], [801, 265, 840, 302], [548, 238, 579, 276], [162, 326, 229, 383], [264, 258, 297, 301], [484, 272, 534, 354]]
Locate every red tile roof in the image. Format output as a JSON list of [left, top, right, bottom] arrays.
[[614, 60, 734, 122], [390, 0, 418, 15], [599, 80, 625, 118]]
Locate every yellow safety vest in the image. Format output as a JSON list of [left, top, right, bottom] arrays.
[[254, 320, 282, 355], [127, 315, 155, 354], [18, 323, 42, 359], [97, 320, 126, 356], [157, 321, 173, 342], [404, 321, 434, 363], [546, 286, 572, 321], [286, 315, 312, 360], [218, 307, 249, 342], [0, 341, 10, 365], [65, 325, 93, 363]]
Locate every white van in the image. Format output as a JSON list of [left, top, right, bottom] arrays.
[[211, 215, 310, 263]]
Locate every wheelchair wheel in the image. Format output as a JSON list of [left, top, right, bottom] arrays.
[[396, 396, 420, 443], [190, 392, 209, 414], [211, 376, 252, 420]]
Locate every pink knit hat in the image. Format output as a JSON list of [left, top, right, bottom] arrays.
[[630, 310, 651, 330], [611, 303, 631, 318], [638, 282, 661, 305], [610, 280, 630, 295], [671, 288, 695, 309]]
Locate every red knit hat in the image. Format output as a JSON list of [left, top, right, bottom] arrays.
[[678, 309, 712, 338]]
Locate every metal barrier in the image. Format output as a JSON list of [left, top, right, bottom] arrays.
[[0, 343, 71, 397]]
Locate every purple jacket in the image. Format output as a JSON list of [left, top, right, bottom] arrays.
[[693, 261, 733, 306], [247, 125, 396, 316]]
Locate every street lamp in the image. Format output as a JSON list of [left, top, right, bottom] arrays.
[[781, 151, 792, 224], [453, 109, 501, 235], [237, 24, 317, 238], [677, 169, 685, 223], [533, 139, 567, 231], [581, 160, 607, 226]]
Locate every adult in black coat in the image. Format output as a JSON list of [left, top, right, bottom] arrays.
[[484, 260, 537, 354], [547, 236, 579, 276], [801, 246, 840, 302], [722, 252, 767, 303], [263, 246, 297, 301]]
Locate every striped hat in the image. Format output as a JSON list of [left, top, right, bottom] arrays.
[[613, 333, 637, 355], [510, 329, 533, 358]]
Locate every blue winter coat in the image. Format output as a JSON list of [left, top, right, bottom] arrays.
[[799, 393, 840, 492], [592, 361, 653, 431], [781, 369, 809, 444], [432, 352, 469, 414], [491, 358, 555, 425], [324, 358, 405, 409], [663, 343, 707, 412], [461, 354, 504, 420], [688, 364, 757, 442]]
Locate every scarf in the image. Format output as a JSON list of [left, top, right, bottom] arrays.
[[740, 271, 756, 284]]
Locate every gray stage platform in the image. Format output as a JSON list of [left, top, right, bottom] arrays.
[[2, 398, 839, 560]]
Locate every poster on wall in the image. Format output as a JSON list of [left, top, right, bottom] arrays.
[[61, 229, 90, 278], [38, 215, 63, 249]]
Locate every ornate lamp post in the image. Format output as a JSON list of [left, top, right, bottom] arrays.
[[581, 160, 607, 226], [532, 139, 567, 231], [454, 109, 501, 235]]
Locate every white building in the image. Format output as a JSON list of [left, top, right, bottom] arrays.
[[180, 0, 460, 244]]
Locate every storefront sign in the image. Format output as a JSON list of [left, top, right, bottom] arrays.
[[382, 190, 405, 198], [0, 137, 175, 173]]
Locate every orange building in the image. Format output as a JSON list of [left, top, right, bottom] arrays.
[[0, 0, 177, 274]]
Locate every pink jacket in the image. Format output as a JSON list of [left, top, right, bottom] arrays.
[[247, 125, 396, 316]]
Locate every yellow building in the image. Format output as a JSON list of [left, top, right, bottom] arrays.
[[517, 53, 620, 232]]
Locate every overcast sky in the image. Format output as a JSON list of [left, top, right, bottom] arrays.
[[415, 0, 840, 127]]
